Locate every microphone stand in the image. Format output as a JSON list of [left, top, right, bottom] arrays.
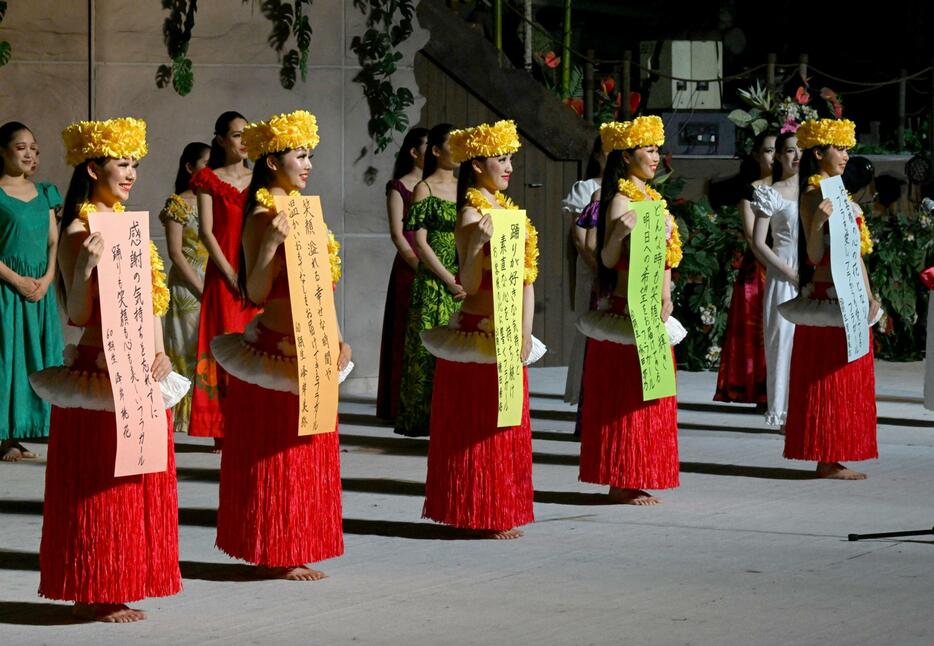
[[848, 526, 934, 542]]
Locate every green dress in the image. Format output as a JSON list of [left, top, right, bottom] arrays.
[[159, 194, 208, 434], [0, 183, 64, 439], [395, 195, 461, 436]]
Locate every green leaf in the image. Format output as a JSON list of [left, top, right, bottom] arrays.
[[750, 118, 769, 135], [727, 109, 752, 128], [0, 1, 7, 22], [0, 41, 10, 67], [172, 56, 193, 95]]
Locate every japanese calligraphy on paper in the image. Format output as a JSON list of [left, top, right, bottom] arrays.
[[88, 212, 167, 477], [821, 175, 870, 362], [275, 195, 339, 436], [488, 208, 526, 427], [627, 201, 677, 400]]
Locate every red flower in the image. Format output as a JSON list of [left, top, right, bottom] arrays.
[[563, 97, 584, 116], [674, 197, 686, 206], [795, 86, 810, 105], [601, 75, 616, 95], [541, 51, 561, 69], [832, 102, 843, 118], [629, 91, 641, 115], [820, 87, 838, 102], [731, 249, 744, 269]]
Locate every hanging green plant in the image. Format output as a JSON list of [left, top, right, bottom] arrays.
[[156, 0, 313, 95], [0, 2, 12, 68], [350, 0, 416, 153], [253, 0, 313, 90], [156, 0, 198, 96]]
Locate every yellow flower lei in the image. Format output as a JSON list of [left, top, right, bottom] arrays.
[[254, 188, 342, 284], [616, 179, 682, 268], [77, 202, 170, 316], [464, 188, 539, 284], [807, 175, 871, 255]]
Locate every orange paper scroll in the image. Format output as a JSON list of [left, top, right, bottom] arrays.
[[275, 195, 340, 436], [88, 211, 167, 477]]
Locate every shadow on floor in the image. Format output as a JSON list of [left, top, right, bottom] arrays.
[[680, 462, 816, 480], [338, 413, 394, 429], [0, 601, 84, 626]]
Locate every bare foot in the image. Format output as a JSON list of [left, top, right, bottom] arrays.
[[211, 437, 224, 454], [489, 528, 523, 540], [260, 565, 327, 581], [1, 441, 36, 461], [608, 487, 661, 505], [73, 602, 146, 623], [816, 462, 866, 480]]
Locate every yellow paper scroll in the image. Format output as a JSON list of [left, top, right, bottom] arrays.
[[88, 211, 167, 477], [627, 201, 677, 400], [488, 208, 527, 427], [275, 195, 340, 436]]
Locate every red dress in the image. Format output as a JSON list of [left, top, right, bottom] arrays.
[[189, 168, 260, 437], [714, 250, 768, 403], [376, 179, 416, 420]]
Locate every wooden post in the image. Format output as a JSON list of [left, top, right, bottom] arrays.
[[583, 48, 595, 122], [523, 0, 532, 71], [766, 53, 776, 92], [561, 0, 572, 98], [798, 53, 808, 83], [622, 51, 632, 119], [898, 69, 907, 152], [494, 0, 503, 63]]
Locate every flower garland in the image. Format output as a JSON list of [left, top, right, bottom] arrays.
[[464, 188, 539, 284], [77, 202, 170, 316], [616, 179, 683, 268], [807, 175, 872, 255], [254, 188, 342, 284]]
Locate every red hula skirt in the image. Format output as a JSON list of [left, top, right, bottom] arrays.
[[579, 339, 680, 490], [784, 324, 877, 462], [714, 252, 767, 403], [422, 315, 534, 531], [215, 323, 343, 567], [376, 253, 416, 420], [39, 400, 180, 603]]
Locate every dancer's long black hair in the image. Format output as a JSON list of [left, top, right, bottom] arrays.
[[422, 123, 454, 181], [795, 144, 831, 289], [594, 149, 632, 294], [391, 127, 429, 180], [237, 151, 287, 303], [174, 142, 211, 194], [707, 130, 777, 209]]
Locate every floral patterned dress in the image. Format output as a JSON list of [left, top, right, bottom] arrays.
[[159, 194, 208, 434], [395, 195, 460, 437]]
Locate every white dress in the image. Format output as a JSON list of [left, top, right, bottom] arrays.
[[925, 294, 934, 411], [752, 185, 799, 426], [562, 177, 601, 404]]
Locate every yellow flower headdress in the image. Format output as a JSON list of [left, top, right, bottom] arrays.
[[242, 110, 320, 161], [600, 116, 665, 153], [795, 119, 856, 150], [448, 120, 521, 164], [62, 118, 148, 166]]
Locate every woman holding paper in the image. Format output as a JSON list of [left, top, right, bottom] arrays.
[[376, 126, 428, 421], [577, 116, 683, 506], [190, 111, 259, 447], [210, 110, 347, 580], [159, 142, 211, 434], [420, 120, 540, 538], [31, 118, 181, 622], [750, 132, 802, 429], [784, 118, 879, 479], [396, 122, 465, 437], [0, 121, 64, 460]]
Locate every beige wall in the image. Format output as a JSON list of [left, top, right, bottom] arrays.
[[0, 1, 428, 393]]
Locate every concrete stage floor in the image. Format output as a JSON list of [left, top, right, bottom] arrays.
[[1, 362, 933, 645]]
